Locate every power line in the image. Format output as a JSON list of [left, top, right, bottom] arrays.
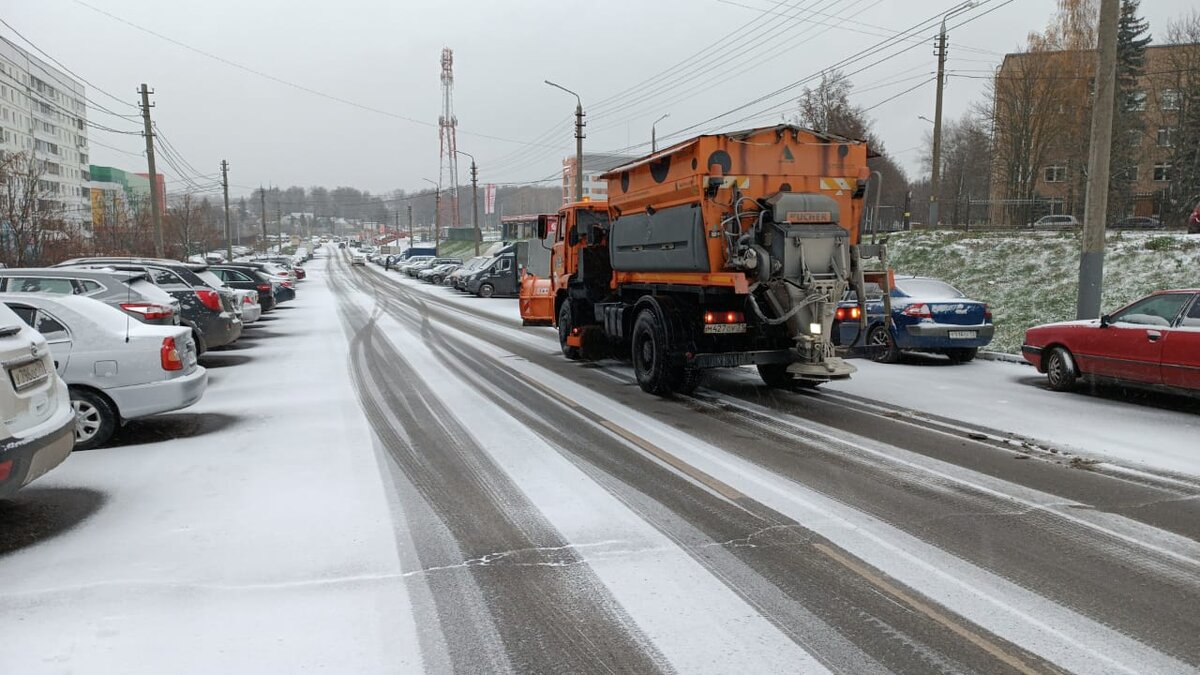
[[0, 22, 140, 116], [69, 0, 562, 150]]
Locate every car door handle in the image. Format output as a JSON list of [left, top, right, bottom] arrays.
[[1147, 330, 1162, 342]]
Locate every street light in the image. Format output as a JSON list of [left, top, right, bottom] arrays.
[[651, 113, 670, 152], [455, 149, 481, 256], [545, 79, 585, 203], [929, 0, 977, 228], [422, 177, 441, 247], [918, 115, 935, 125]]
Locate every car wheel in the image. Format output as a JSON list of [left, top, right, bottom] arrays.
[[867, 324, 900, 363], [1045, 347, 1078, 392], [558, 301, 581, 360], [478, 283, 494, 298], [947, 347, 978, 363], [70, 388, 118, 451]]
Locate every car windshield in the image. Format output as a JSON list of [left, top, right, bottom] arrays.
[[895, 278, 965, 299], [1110, 293, 1193, 326]]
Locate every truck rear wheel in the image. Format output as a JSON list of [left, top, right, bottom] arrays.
[[632, 308, 686, 396], [757, 363, 794, 388], [558, 301, 581, 360]]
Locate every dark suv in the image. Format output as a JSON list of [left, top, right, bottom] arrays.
[[208, 264, 278, 311], [56, 257, 242, 352]]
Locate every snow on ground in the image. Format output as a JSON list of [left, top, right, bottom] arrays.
[[366, 263, 525, 327], [826, 357, 1200, 478], [888, 229, 1200, 353], [0, 260, 418, 674]]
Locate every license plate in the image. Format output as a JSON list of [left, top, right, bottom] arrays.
[[9, 358, 48, 392], [948, 330, 977, 339], [704, 323, 747, 334]]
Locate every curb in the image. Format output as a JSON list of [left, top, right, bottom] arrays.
[[977, 350, 1031, 365]]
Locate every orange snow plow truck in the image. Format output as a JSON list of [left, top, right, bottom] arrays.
[[519, 124, 889, 395]]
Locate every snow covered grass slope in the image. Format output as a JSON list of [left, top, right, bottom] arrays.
[[885, 229, 1200, 354]]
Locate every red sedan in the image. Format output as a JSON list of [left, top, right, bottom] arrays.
[[1023, 290, 1200, 394]]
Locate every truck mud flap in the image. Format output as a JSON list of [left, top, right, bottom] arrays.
[[688, 349, 794, 369]]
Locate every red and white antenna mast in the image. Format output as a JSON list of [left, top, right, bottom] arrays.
[[438, 47, 461, 228]]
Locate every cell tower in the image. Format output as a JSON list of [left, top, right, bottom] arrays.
[[438, 47, 461, 229]]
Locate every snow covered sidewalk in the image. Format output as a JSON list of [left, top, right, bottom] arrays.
[[0, 263, 418, 674], [826, 358, 1200, 478]]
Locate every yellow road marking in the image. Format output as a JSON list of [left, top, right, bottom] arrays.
[[813, 542, 1043, 675]]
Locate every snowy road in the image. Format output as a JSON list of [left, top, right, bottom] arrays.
[[3, 248, 1199, 674]]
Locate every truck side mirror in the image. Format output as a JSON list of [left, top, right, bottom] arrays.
[[536, 215, 550, 240]]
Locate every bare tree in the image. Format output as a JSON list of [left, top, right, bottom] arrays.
[[0, 151, 72, 266], [1152, 11, 1200, 223]]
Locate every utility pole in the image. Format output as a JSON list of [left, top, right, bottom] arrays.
[[276, 203, 283, 252], [471, 161, 480, 255], [221, 160, 232, 261], [1077, 0, 1120, 319], [927, 2, 975, 228], [259, 186, 267, 255], [545, 80, 585, 202], [407, 204, 413, 247], [138, 84, 164, 257], [929, 30, 947, 228]]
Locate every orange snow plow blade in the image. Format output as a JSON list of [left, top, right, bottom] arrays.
[[520, 274, 554, 326]]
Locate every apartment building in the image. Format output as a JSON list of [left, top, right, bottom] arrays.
[[562, 153, 636, 204], [990, 44, 1192, 225], [0, 37, 91, 224]]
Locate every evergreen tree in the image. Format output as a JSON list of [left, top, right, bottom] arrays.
[[1108, 0, 1151, 219]]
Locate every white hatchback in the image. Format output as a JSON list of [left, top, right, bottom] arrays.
[[0, 294, 208, 450], [0, 302, 74, 498]]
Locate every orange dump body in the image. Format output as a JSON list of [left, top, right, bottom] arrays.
[[600, 125, 869, 289]]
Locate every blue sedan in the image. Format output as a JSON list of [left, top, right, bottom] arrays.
[[835, 276, 994, 363]]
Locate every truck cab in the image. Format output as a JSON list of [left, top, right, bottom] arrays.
[[467, 242, 527, 298]]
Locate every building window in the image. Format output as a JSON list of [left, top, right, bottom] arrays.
[[1125, 91, 1147, 112], [1157, 128, 1173, 147], [1153, 164, 1171, 182], [1121, 165, 1139, 182], [1161, 89, 1180, 111], [1044, 166, 1067, 183]]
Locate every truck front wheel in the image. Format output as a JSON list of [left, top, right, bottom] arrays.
[[558, 301, 581, 360], [632, 308, 684, 396]]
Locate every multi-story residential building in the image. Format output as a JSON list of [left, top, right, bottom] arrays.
[[989, 44, 1192, 225], [562, 153, 636, 204], [0, 37, 91, 225]]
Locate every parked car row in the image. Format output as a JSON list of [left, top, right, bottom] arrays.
[[375, 245, 524, 299], [0, 248, 313, 499]]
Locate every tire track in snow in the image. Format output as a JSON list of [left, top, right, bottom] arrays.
[[328, 255, 671, 674]]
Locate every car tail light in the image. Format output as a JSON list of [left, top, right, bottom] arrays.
[[120, 302, 174, 320], [984, 304, 993, 321], [281, 281, 293, 289], [256, 283, 271, 293], [703, 310, 745, 324], [835, 307, 863, 321], [195, 289, 222, 312], [0, 459, 12, 482], [902, 303, 932, 318], [161, 336, 183, 371], [243, 295, 255, 305]]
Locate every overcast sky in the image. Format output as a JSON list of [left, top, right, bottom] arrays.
[[7, 0, 1195, 198]]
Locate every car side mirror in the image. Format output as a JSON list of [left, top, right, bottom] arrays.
[[1099, 314, 1111, 328], [536, 214, 550, 240]]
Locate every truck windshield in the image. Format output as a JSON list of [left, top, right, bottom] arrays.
[[578, 210, 610, 232]]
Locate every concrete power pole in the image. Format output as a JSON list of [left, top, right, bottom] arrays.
[[929, 31, 948, 228], [138, 84, 164, 257], [221, 160, 232, 261], [276, 203, 283, 252], [545, 81, 585, 202], [407, 204, 413, 247], [471, 160, 480, 256], [1077, 0, 1120, 319], [259, 187, 267, 255]]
